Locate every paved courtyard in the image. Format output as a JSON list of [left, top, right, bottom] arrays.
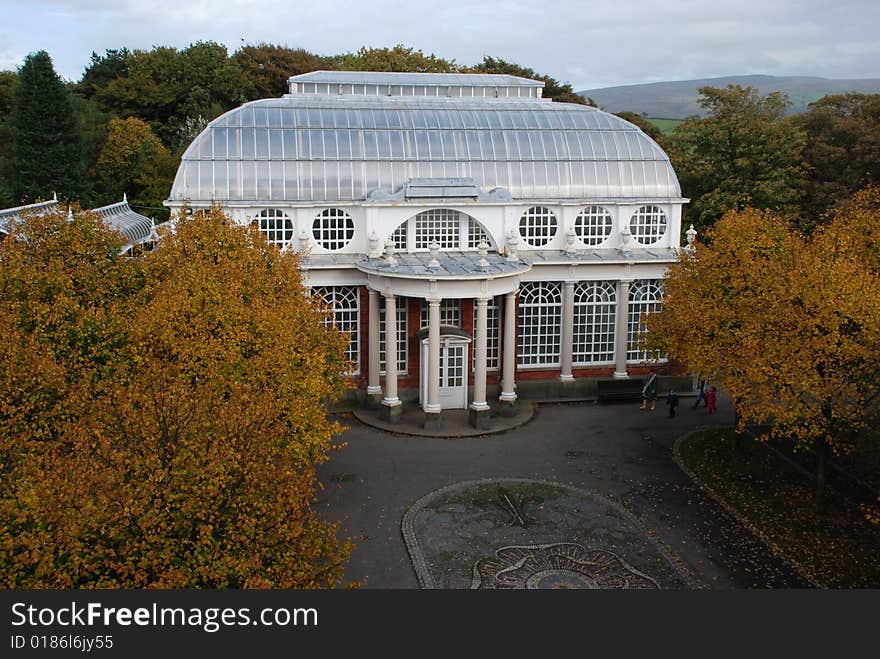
[[316, 394, 810, 589]]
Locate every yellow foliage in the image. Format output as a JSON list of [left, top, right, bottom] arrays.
[[647, 188, 880, 455], [0, 206, 352, 588]]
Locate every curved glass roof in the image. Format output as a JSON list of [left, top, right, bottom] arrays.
[[91, 200, 153, 245], [169, 95, 681, 204]]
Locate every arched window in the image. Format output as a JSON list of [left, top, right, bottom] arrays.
[[254, 208, 293, 247], [313, 286, 360, 373], [518, 207, 557, 247], [391, 222, 407, 250], [312, 208, 354, 250], [415, 209, 460, 250], [627, 280, 664, 363], [393, 210, 494, 252], [573, 281, 617, 364], [629, 206, 667, 245], [518, 282, 562, 367], [467, 218, 492, 249], [574, 206, 613, 246]]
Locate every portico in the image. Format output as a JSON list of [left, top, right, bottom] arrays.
[[359, 246, 530, 430]]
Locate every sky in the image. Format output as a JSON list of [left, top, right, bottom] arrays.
[[0, 0, 878, 90]]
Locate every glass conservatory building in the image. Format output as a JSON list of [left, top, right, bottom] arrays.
[[167, 71, 687, 429]]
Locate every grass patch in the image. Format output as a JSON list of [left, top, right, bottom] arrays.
[[439, 482, 564, 508], [646, 117, 682, 134], [679, 429, 880, 588]]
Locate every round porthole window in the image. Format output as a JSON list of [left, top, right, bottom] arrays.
[[313, 208, 355, 250]]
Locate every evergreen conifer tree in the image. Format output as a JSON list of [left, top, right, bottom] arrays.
[[10, 51, 82, 202]]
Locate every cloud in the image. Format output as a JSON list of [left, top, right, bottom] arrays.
[[3, 0, 878, 88]]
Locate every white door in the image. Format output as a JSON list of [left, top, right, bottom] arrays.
[[420, 337, 470, 409]]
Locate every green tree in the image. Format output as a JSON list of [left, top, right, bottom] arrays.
[[234, 44, 324, 99], [93, 117, 176, 216], [468, 56, 586, 105], [0, 206, 352, 587], [75, 48, 131, 100], [670, 85, 806, 232], [70, 96, 111, 207], [0, 70, 18, 200], [327, 44, 458, 73], [93, 43, 250, 149], [10, 51, 83, 202], [797, 93, 880, 230]]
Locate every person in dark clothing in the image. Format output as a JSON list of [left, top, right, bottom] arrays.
[[666, 390, 679, 418], [693, 377, 707, 408]]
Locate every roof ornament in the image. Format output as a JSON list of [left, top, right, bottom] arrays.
[[477, 240, 490, 270], [619, 221, 635, 256], [123, 192, 127, 203], [298, 228, 312, 258], [427, 241, 441, 269], [685, 224, 698, 254], [505, 228, 519, 262], [67, 206, 73, 221], [564, 225, 578, 255], [383, 238, 397, 267], [368, 230, 381, 258], [52, 191, 57, 202]]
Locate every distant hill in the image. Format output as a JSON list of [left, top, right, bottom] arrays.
[[579, 75, 880, 119]]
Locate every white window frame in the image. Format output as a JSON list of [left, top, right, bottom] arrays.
[[391, 211, 494, 253], [518, 206, 557, 247], [420, 299, 461, 329], [380, 297, 408, 375], [312, 208, 354, 251], [629, 205, 668, 246], [574, 206, 614, 246], [573, 281, 617, 365], [517, 281, 562, 367], [314, 286, 360, 374], [627, 279, 664, 363], [254, 208, 293, 248], [472, 296, 501, 371]]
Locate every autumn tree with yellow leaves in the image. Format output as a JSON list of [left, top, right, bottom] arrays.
[[647, 187, 880, 507], [0, 206, 352, 587]]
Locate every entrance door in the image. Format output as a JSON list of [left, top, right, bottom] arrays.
[[420, 336, 470, 409]]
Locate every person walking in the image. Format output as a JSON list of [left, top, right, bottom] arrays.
[[640, 369, 658, 411], [666, 390, 679, 418], [706, 386, 717, 414], [693, 377, 707, 408]]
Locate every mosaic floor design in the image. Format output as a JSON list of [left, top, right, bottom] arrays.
[[402, 479, 695, 589]]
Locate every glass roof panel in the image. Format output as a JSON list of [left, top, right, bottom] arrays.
[[170, 96, 681, 203]]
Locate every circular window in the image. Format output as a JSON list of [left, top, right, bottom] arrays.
[[574, 206, 613, 245], [518, 207, 557, 247], [254, 209, 293, 247], [313, 208, 354, 250], [629, 206, 667, 245]]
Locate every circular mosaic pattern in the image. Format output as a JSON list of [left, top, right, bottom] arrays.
[[473, 542, 660, 589]]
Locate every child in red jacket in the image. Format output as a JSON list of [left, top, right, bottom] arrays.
[[706, 386, 717, 414]]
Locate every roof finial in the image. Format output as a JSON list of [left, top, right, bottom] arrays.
[[123, 192, 127, 203], [53, 191, 57, 202], [67, 206, 73, 220]]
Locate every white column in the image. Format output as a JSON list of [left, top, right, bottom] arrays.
[[425, 298, 442, 413], [500, 290, 517, 402], [560, 281, 575, 382], [471, 297, 490, 411], [382, 294, 400, 406], [367, 289, 381, 396], [613, 280, 632, 379]]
